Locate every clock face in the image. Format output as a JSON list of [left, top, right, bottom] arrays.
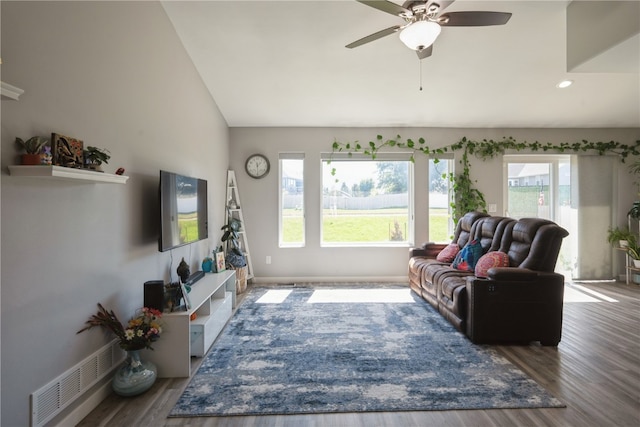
[[245, 154, 270, 179]]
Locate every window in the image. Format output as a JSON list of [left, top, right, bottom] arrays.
[[321, 154, 413, 246], [428, 157, 453, 242], [279, 154, 304, 247]]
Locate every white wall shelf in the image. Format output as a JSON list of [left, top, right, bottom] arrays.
[[8, 165, 129, 184], [1, 81, 24, 100]]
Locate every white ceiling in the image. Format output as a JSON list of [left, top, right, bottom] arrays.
[[161, 1, 640, 128]]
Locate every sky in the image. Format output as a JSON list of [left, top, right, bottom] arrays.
[[282, 158, 378, 190]]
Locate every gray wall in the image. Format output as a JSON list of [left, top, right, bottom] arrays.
[[230, 127, 640, 281], [1, 2, 229, 425]]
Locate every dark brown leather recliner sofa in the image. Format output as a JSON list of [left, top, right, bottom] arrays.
[[409, 211, 569, 346]]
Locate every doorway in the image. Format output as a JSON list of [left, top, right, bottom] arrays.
[[504, 155, 577, 279]]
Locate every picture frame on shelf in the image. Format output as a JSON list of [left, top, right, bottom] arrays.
[[215, 251, 226, 273], [51, 133, 83, 168], [180, 283, 191, 310], [164, 282, 189, 312], [163, 282, 180, 313]]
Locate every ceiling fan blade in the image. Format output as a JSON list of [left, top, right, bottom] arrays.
[[416, 45, 433, 60], [438, 11, 512, 26], [357, 0, 412, 17], [346, 25, 403, 48]]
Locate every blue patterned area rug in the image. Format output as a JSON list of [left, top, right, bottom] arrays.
[[169, 286, 564, 417]]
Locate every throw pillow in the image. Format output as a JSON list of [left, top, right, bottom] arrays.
[[451, 239, 483, 271], [475, 251, 510, 278], [436, 243, 460, 263]]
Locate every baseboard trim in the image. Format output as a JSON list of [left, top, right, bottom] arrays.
[[251, 276, 409, 285], [54, 380, 114, 427]]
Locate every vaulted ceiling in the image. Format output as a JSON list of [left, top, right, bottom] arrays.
[[161, 1, 640, 128]]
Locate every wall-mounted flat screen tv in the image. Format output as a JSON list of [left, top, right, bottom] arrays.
[[159, 170, 208, 252]]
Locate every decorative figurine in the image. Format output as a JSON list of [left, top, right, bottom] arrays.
[[177, 258, 190, 283], [202, 257, 213, 273]]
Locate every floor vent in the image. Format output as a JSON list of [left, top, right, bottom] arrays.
[[30, 340, 124, 427]]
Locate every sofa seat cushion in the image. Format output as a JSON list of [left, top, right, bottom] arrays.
[[423, 262, 460, 285], [438, 274, 473, 331], [421, 266, 472, 297], [409, 256, 443, 271], [440, 274, 473, 303], [410, 258, 445, 281]]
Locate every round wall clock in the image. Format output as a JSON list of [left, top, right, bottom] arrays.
[[245, 154, 270, 179]]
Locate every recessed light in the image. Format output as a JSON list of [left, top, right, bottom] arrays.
[[557, 80, 573, 89]]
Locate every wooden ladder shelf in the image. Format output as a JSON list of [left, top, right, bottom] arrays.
[[225, 170, 254, 280]]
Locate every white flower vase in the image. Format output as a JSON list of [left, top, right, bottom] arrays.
[[633, 259, 640, 268]]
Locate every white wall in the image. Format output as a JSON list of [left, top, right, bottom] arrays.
[[1, 2, 229, 425], [230, 127, 640, 281]]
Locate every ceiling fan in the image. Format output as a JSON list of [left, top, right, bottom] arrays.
[[346, 1, 512, 60]]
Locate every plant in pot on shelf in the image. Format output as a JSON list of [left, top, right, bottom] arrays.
[[77, 303, 163, 397], [220, 213, 247, 269], [628, 202, 640, 222], [15, 136, 48, 165], [626, 242, 640, 268], [607, 227, 636, 249], [83, 146, 110, 172]]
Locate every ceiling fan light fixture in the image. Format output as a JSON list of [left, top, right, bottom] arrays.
[[399, 20, 442, 51]]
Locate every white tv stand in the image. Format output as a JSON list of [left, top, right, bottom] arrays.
[[145, 270, 236, 378]]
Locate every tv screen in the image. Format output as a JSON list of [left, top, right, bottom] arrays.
[[159, 170, 208, 252]]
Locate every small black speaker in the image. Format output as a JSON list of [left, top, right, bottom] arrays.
[[144, 280, 165, 311]]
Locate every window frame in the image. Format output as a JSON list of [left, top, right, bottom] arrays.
[[428, 155, 454, 243], [320, 152, 415, 248], [279, 153, 305, 248]]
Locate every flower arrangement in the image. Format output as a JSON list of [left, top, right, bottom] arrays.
[[77, 303, 163, 351]]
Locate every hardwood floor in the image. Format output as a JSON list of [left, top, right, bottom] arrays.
[[77, 281, 640, 427]]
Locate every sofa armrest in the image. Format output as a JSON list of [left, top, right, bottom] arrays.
[[410, 242, 446, 259], [484, 267, 538, 281], [465, 271, 565, 345]]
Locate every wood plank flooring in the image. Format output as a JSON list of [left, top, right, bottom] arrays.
[[77, 281, 640, 427]]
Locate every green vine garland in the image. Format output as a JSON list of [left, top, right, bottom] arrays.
[[331, 135, 640, 223]]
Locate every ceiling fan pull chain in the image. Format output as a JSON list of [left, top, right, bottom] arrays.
[[419, 59, 423, 91]]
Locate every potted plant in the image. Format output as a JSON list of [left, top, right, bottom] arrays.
[[83, 146, 111, 172], [628, 202, 640, 221], [220, 212, 246, 268], [626, 241, 640, 268], [607, 227, 636, 248], [15, 136, 48, 165]]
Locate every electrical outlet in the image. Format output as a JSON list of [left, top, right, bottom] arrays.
[[266, 255, 271, 265], [488, 203, 497, 213]]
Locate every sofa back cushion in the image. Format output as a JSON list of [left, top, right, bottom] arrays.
[[452, 211, 490, 249], [470, 216, 515, 253], [505, 218, 569, 271]]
